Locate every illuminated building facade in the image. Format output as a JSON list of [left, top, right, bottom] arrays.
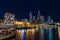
[[4, 12, 15, 25], [32, 16, 35, 22], [37, 11, 40, 19], [46, 16, 53, 24], [40, 16, 45, 23], [29, 11, 32, 23], [37, 11, 45, 23], [36, 11, 41, 23]]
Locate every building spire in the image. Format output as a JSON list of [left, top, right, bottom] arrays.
[[29, 11, 32, 23], [37, 10, 41, 17]]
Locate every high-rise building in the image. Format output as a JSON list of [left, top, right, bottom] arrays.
[[36, 11, 41, 23], [32, 16, 35, 22], [29, 11, 32, 23], [36, 11, 45, 23], [50, 19, 53, 24], [46, 16, 53, 24], [37, 10, 41, 18], [40, 16, 45, 23], [46, 16, 51, 24]]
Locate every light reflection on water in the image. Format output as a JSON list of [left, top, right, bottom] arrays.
[[16, 29, 36, 40], [58, 27, 60, 40], [22, 30, 25, 40], [45, 28, 49, 40], [40, 29, 45, 40], [49, 28, 53, 40], [16, 27, 59, 40]]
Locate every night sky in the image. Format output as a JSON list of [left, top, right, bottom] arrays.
[[0, 0, 60, 22]]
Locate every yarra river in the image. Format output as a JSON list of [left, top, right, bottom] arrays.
[[1, 26, 60, 40], [16, 27, 60, 40]]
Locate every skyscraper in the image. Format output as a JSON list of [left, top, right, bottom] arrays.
[[32, 16, 35, 22], [37, 11, 45, 23], [46, 16, 53, 24], [36, 11, 41, 23], [40, 16, 45, 23], [37, 10, 41, 18], [29, 11, 32, 23], [50, 19, 53, 24], [46, 16, 51, 24]]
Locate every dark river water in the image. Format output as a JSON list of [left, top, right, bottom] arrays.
[[2, 27, 60, 40], [16, 28, 59, 40]]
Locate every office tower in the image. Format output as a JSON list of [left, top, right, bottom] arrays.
[[40, 16, 45, 23], [37, 11, 41, 23], [36, 10, 45, 23], [46, 16, 53, 24], [37, 11, 40, 22], [50, 19, 53, 24], [29, 11, 32, 23], [32, 16, 35, 22], [37, 10, 41, 18], [46, 16, 50, 24], [46, 16, 51, 24]]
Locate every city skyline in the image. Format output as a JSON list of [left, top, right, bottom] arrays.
[[0, 0, 60, 40], [0, 11, 54, 24], [0, 11, 58, 23], [0, 0, 60, 22]]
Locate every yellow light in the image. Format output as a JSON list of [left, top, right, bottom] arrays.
[[26, 22, 30, 25], [58, 27, 60, 39], [16, 30, 22, 40], [16, 21, 24, 25], [16, 21, 30, 25], [32, 29, 35, 34]]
